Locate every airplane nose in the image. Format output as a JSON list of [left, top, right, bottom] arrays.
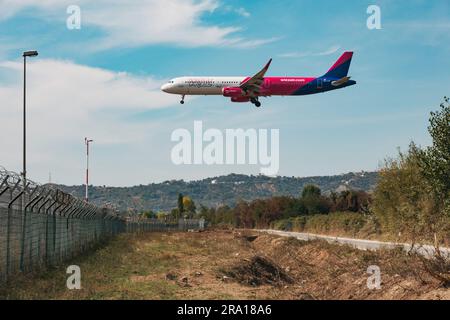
[[161, 84, 169, 93]]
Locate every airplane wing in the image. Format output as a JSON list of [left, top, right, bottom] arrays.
[[240, 58, 272, 95]]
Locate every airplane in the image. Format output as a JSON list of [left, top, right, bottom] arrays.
[[161, 51, 356, 107]]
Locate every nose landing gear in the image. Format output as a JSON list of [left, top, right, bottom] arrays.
[[180, 95, 185, 104]]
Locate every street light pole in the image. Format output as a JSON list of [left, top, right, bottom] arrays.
[[85, 138, 93, 202], [22, 50, 38, 191]]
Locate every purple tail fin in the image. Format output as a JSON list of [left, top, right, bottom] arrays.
[[323, 52, 353, 79]]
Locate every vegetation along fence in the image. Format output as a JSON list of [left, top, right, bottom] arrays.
[[0, 165, 205, 283], [126, 217, 206, 233]]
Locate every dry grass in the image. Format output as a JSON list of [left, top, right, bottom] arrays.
[[0, 229, 448, 300]]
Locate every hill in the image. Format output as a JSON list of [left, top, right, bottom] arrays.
[[56, 171, 378, 212]]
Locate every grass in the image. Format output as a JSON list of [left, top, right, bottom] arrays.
[[0, 233, 188, 299], [1, 230, 447, 300], [0, 231, 253, 300]]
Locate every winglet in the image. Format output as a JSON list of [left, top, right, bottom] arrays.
[[264, 58, 272, 71], [240, 58, 273, 89]]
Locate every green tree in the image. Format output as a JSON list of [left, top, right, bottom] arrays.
[[183, 196, 196, 217], [216, 205, 233, 225], [300, 185, 330, 214], [331, 190, 371, 213], [372, 143, 428, 242], [156, 211, 168, 220], [198, 204, 209, 219], [416, 97, 450, 246], [372, 98, 450, 245], [142, 210, 156, 219], [177, 193, 184, 215], [171, 208, 180, 220], [301, 184, 321, 198], [420, 97, 450, 198]]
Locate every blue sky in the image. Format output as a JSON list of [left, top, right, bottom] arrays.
[[0, 0, 449, 186]]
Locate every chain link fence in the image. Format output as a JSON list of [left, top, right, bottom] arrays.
[[0, 166, 125, 283], [0, 166, 207, 284], [126, 217, 206, 233]]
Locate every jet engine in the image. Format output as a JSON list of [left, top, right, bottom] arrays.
[[222, 87, 244, 98], [230, 96, 251, 103]]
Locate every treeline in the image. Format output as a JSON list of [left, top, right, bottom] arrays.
[[138, 193, 197, 220], [197, 186, 371, 228]]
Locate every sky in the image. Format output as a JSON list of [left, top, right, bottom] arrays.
[[0, 0, 449, 186]]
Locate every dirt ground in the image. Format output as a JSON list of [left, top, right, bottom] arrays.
[[1, 229, 448, 300]]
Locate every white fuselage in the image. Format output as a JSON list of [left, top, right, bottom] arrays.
[[161, 77, 247, 95]]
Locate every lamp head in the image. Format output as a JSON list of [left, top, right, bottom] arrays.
[[23, 50, 38, 57]]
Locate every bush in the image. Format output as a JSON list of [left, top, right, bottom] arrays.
[[272, 212, 368, 237], [272, 219, 293, 231], [372, 143, 429, 241]]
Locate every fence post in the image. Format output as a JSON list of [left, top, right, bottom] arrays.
[[7, 189, 25, 279], [53, 203, 63, 263], [20, 194, 40, 271], [31, 195, 46, 266], [37, 198, 51, 266]]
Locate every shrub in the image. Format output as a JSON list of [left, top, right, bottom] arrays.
[[372, 97, 450, 245], [273, 212, 368, 237]]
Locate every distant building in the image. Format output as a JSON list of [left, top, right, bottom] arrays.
[[336, 184, 350, 193]]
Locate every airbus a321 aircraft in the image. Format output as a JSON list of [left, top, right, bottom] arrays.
[[161, 51, 356, 107]]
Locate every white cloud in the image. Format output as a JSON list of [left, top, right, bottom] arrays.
[[223, 37, 281, 49], [278, 52, 310, 59], [279, 45, 341, 58], [223, 6, 250, 18], [317, 45, 341, 56], [0, 58, 178, 184], [0, 0, 273, 49], [235, 7, 251, 18], [0, 59, 173, 114]]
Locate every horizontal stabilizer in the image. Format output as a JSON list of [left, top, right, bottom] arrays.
[[331, 76, 351, 87]]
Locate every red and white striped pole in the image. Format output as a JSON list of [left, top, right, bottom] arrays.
[[85, 137, 93, 202]]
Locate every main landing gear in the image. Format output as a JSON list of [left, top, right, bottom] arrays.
[[250, 97, 261, 107], [180, 95, 185, 104]]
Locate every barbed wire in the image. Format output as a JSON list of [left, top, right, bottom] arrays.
[[0, 166, 122, 220], [0, 165, 125, 282], [0, 165, 205, 283]]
